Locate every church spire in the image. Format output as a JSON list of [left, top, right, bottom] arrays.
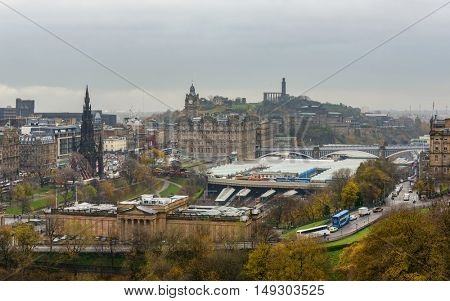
[[84, 85, 90, 106]]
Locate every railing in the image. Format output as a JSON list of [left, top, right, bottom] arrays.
[[50, 209, 117, 217], [208, 177, 327, 189], [166, 214, 247, 221]]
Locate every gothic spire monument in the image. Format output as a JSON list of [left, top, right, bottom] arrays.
[[79, 86, 103, 178]]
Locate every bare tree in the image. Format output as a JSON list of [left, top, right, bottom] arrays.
[[46, 218, 62, 253], [70, 153, 94, 180], [252, 221, 279, 245], [52, 167, 79, 206], [121, 158, 141, 185], [107, 227, 120, 269], [63, 221, 94, 257]]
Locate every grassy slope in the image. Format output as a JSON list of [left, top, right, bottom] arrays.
[[160, 183, 181, 197], [5, 179, 165, 214], [281, 219, 329, 237], [119, 179, 163, 201], [191, 188, 204, 203], [6, 198, 51, 214], [325, 226, 372, 280], [325, 226, 371, 248]]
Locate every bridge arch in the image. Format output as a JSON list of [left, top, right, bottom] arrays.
[[259, 151, 313, 159], [386, 149, 422, 160], [320, 150, 379, 160]]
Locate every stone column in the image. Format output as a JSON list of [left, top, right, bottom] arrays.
[[312, 146, 320, 159]]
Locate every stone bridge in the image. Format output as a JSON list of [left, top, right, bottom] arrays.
[[256, 144, 426, 159]]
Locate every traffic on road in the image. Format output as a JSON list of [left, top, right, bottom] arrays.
[[297, 177, 432, 242]]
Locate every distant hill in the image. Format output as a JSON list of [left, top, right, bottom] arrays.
[[150, 94, 428, 147], [256, 96, 361, 118]]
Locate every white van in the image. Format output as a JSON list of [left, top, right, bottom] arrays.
[[358, 207, 371, 216]]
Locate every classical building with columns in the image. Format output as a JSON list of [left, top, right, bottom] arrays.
[[45, 194, 260, 242], [263, 78, 288, 102]]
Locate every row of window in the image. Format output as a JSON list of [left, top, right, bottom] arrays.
[[434, 154, 449, 161], [189, 148, 236, 154], [433, 167, 450, 174]]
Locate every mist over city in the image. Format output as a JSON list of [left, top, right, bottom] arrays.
[[0, 0, 449, 113]]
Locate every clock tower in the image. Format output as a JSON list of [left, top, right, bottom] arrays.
[[184, 83, 200, 118]]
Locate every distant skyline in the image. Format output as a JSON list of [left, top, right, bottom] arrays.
[[0, 0, 449, 113]]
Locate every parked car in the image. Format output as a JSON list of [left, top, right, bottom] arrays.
[[373, 207, 384, 213], [329, 226, 338, 233], [408, 188, 413, 193], [350, 214, 358, 221]]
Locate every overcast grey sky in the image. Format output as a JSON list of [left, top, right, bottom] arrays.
[[0, 0, 449, 113]]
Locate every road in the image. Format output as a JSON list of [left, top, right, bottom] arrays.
[[33, 241, 257, 253], [325, 180, 431, 241], [33, 244, 132, 253], [386, 180, 419, 207], [154, 179, 169, 196], [326, 210, 383, 241]]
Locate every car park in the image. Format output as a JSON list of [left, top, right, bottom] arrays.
[[52, 235, 67, 243]]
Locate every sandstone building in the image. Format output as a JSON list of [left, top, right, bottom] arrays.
[[103, 136, 127, 152], [0, 127, 19, 179], [19, 134, 57, 175], [428, 116, 450, 184], [45, 194, 261, 242], [176, 84, 258, 161]]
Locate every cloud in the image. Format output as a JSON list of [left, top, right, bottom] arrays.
[[0, 84, 186, 113], [0, 0, 449, 111]]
